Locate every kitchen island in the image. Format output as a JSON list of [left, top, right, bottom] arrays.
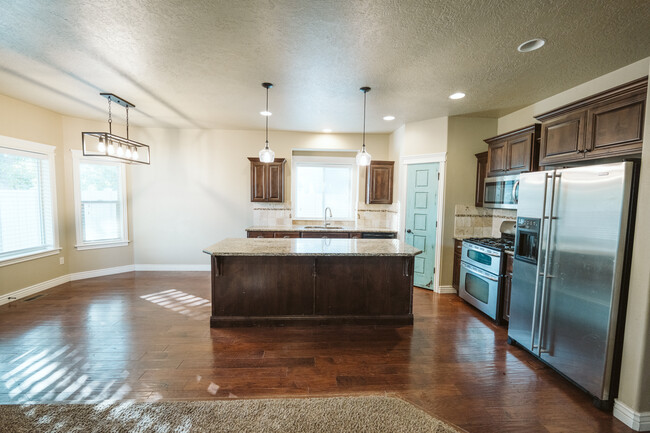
[[203, 238, 421, 327]]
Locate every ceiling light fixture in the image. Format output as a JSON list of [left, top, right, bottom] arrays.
[[82, 93, 150, 164], [517, 38, 546, 53], [258, 82, 275, 163], [322, 128, 332, 133], [356, 87, 372, 166], [383, 115, 395, 121], [449, 92, 466, 100]]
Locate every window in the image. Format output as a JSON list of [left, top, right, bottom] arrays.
[[72, 150, 128, 249], [292, 156, 358, 220], [0, 137, 59, 265]]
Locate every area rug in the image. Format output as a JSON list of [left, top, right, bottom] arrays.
[[0, 395, 462, 433]]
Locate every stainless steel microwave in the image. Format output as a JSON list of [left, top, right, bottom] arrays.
[[484, 174, 519, 209]]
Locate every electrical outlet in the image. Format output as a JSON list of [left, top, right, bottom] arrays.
[[59, 257, 64, 265]]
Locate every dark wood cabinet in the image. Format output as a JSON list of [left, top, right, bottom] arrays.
[[536, 77, 647, 166], [301, 232, 350, 239], [248, 157, 286, 202], [273, 232, 300, 238], [474, 152, 488, 207], [502, 254, 514, 322], [452, 239, 463, 291], [247, 231, 275, 238], [485, 124, 540, 177], [365, 160, 394, 204]]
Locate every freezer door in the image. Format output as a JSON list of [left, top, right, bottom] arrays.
[[538, 162, 632, 400], [508, 171, 551, 350]]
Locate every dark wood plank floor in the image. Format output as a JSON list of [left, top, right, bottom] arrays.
[[0, 271, 633, 432]]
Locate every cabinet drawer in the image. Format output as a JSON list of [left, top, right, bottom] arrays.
[[301, 232, 350, 239], [273, 231, 300, 238], [247, 231, 274, 238]]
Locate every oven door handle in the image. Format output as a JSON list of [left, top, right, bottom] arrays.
[[465, 245, 501, 257], [461, 262, 500, 282]]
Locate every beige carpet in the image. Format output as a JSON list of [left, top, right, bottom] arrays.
[[0, 396, 462, 433]]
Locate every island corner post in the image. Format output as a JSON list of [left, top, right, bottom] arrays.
[[204, 238, 421, 327]]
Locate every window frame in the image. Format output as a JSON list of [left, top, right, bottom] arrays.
[[291, 155, 359, 221], [0, 135, 60, 267], [71, 149, 129, 250]]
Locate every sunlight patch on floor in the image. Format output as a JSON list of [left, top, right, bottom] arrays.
[[140, 289, 211, 321]]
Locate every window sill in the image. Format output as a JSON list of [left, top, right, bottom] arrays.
[[0, 248, 62, 268], [75, 241, 130, 251]]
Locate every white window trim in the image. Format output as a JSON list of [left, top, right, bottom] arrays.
[[71, 149, 130, 250], [0, 136, 60, 265], [291, 155, 359, 221]]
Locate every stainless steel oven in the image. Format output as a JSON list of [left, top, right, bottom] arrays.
[[459, 241, 504, 321], [484, 174, 519, 209]]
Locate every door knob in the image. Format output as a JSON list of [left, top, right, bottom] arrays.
[[406, 229, 412, 234]]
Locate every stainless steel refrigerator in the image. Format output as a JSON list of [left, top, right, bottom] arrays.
[[508, 161, 638, 409]]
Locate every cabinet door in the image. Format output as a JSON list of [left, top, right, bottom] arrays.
[[539, 111, 587, 165], [250, 161, 267, 202], [266, 162, 284, 202], [502, 255, 514, 322], [349, 232, 362, 239], [452, 239, 463, 290], [474, 152, 488, 207], [487, 140, 507, 177], [506, 133, 532, 173], [365, 161, 394, 204], [585, 91, 645, 158]]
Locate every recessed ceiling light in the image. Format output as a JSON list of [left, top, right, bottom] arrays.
[[260, 110, 272, 116], [449, 92, 465, 100], [383, 115, 395, 121], [517, 38, 546, 53], [322, 128, 332, 133]]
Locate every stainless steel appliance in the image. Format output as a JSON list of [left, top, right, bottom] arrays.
[[459, 233, 514, 322], [508, 161, 638, 409], [484, 174, 519, 209]]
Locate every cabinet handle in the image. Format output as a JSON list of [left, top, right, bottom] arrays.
[[283, 236, 290, 238], [257, 236, 264, 238]]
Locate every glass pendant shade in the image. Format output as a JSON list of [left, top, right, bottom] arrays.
[[259, 142, 275, 163], [356, 147, 372, 166]]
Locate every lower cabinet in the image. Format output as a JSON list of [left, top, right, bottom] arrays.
[[502, 254, 514, 322], [247, 231, 275, 238], [301, 232, 350, 239], [452, 239, 462, 290], [273, 232, 301, 238]]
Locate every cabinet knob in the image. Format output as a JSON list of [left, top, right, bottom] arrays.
[[406, 229, 412, 234]]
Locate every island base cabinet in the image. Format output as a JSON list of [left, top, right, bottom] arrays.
[[210, 255, 414, 327]]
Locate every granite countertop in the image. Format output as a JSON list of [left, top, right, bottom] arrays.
[[246, 225, 397, 233], [203, 238, 421, 257], [504, 250, 515, 256]]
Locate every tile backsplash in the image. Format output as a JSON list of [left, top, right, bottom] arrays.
[[251, 202, 399, 230], [454, 205, 516, 239]]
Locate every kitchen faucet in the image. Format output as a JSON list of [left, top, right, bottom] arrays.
[[324, 207, 332, 227]]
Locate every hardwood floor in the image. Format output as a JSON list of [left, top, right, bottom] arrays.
[[0, 271, 634, 432]]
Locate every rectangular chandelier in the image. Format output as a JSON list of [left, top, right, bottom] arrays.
[[82, 93, 150, 165]]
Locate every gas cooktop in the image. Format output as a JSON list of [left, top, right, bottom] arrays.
[[463, 237, 514, 252]]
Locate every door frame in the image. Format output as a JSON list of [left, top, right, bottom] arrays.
[[399, 152, 447, 293]]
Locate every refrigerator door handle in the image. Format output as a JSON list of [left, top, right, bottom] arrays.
[[530, 172, 550, 351], [536, 172, 560, 356]]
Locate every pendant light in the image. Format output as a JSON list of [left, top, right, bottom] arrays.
[[82, 93, 150, 164], [356, 86, 372, 166], [258, 82, 275, 163]]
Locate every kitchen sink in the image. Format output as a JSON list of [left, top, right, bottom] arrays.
[[303, 225, 344, 229]]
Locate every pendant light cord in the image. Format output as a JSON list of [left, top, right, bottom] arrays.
[[362, 90, 367, 150], [265, 87, 269, 147]]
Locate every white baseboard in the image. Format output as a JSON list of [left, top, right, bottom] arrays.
[[135, 264, 210, 271], [1, 274, 70, 306], [436, 285, 457, 294], [614, 399, 650, 431], [69, 264, 135, 281]]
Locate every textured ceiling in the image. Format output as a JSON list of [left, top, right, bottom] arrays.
[[0, 0, 649, 133]]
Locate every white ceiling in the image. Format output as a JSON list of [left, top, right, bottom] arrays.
[[0, 0, 648, 133]]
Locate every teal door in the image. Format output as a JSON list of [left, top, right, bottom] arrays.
[[405, 163, 439, 290]]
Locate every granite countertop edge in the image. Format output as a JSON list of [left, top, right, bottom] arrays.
[[246, 226, 397, 233]]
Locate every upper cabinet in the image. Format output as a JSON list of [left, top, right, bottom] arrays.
[[248, 157, 286, 202], [365, 160, 394, 204], [536, 77, 647, 166], [474, 151, 488, 207], [485, 124, 541, 177]]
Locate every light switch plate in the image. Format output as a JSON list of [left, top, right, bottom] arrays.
[[59, 257, 64, 265]]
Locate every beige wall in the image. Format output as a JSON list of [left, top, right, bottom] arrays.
[[130, 128, 389, 265], [440, 117, 497, 287], [0, 95, 135, 298], [495, 57, 650, 416], [403, 117, 448, 156]]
